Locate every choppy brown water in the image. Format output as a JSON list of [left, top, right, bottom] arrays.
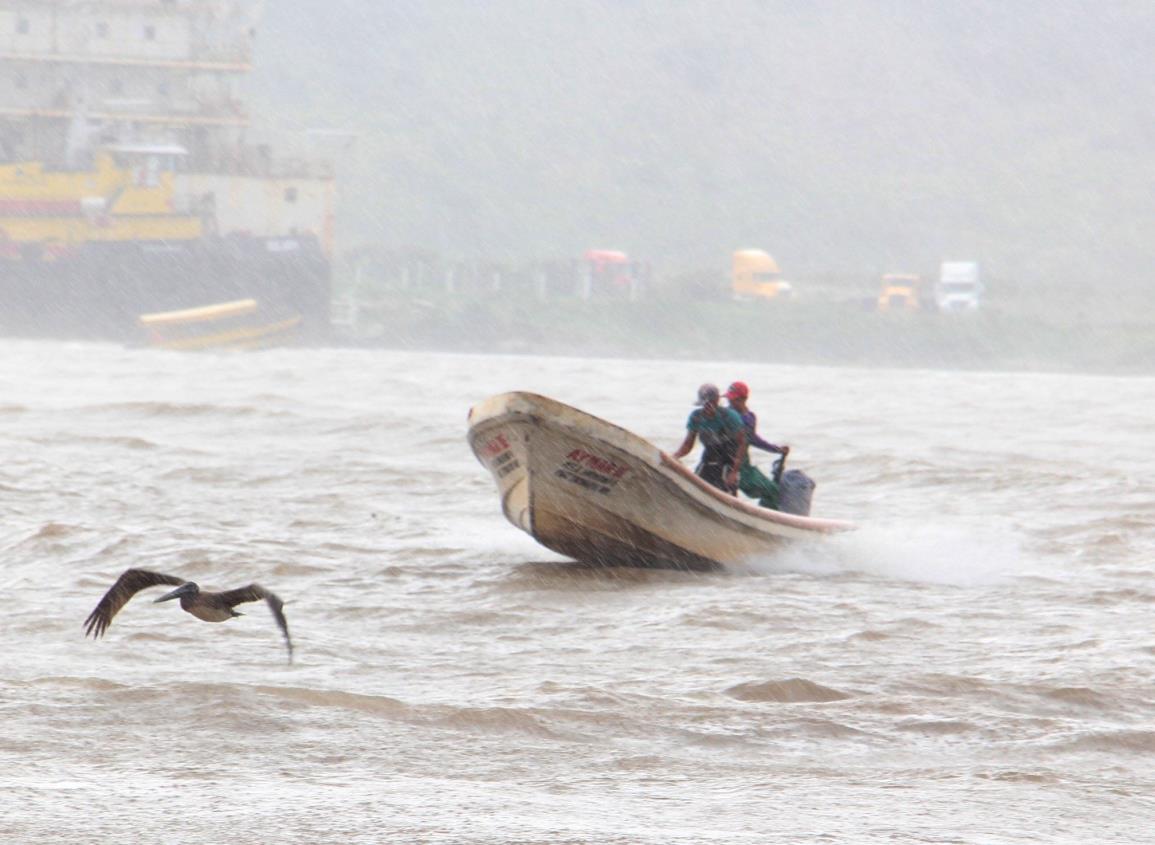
[[2, 340, 1154, 843]]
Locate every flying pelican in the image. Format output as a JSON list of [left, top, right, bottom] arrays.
[[84, 568, 293, 663]]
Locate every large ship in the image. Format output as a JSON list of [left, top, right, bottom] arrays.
[[0, 0, 332, 342]]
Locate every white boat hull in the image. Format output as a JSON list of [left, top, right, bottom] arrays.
[[468, 392, 853, 570]]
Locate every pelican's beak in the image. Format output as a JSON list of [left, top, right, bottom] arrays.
[[154, 584, 190, 603]]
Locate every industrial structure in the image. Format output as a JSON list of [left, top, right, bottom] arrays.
[[0, 0, 332, 341]]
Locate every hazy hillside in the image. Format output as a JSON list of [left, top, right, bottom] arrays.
[[251, 1, 1155, 311]]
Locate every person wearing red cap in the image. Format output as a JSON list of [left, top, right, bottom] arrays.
[[672, 383, 747, 494], [725, 381, 789, 509]]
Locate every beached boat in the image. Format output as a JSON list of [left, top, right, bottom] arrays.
[[1, 3, 333, 344], [138, 299, 302, 351], [468, 392, 854, 570]]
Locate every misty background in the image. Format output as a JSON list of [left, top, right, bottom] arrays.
[[247, 1, 1153, 354], [253, 3, 1152, 281]]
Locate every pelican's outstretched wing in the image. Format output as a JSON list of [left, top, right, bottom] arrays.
[[217, 584, 293, 663], [84, 569, 187, 639]]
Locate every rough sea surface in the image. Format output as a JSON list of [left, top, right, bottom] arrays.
[[2, 340, 1153, 843]]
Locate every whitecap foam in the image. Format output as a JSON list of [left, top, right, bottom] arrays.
[[739, 521, 1026, 586]]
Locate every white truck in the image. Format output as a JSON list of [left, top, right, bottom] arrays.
[[936, 261, 983, 312]]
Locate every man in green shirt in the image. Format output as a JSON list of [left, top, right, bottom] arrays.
[[725, 380, 788, 509], [672, 384, 747, 493]]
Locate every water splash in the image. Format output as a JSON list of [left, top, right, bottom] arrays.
[[741, 521, 1025, 586]]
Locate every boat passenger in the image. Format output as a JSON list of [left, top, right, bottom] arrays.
[[672, 383, 747, 494], [725, 381, 789, 509]]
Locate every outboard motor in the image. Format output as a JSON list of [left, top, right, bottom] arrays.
[[773, 457, 816, 516], [778, 469, 815, 516]]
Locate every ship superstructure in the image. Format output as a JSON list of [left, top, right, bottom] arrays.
[[0, 0, 332, 340]]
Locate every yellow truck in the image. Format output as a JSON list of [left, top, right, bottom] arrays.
[[732, 249, 794, 300], [877, 273, 923, 311]]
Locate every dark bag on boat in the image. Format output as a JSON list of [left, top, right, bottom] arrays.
[[777, 469, 815, 516]]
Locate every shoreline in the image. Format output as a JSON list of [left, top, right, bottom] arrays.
[[338, 295, 1155, 376]]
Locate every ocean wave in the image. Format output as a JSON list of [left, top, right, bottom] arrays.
[[725, 678, 852, 703], [1038, 686, 1115, 709], [5, 522, 94, 555], [252, 684, 408, 718], [158, 466, 238, 484], [31, 434, 157, 450], [433, 705, 578, 740], [1052, 730, 1155, 755], [975, 769, 1060, 784], [893, 718, 978, 735], [269, 560, 334, 577], [251, 686, 587, 742], [1076, 587, 1155, 606], [321, 418, 388, 436], [76, 401, 296, 419], [30, 675, 132, 694], [28, 522, 83, 540]]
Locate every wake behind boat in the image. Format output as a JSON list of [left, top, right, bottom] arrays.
[[467, 392, 854, 570]]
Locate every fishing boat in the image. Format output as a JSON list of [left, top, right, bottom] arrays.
[[468, 392, 854, 570]]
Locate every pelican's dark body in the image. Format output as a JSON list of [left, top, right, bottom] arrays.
[[155, 581, 248, 623], [84, 569, 293, 662], [178, 595, 242, 623]]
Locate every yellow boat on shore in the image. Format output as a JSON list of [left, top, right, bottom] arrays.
[[138, 299, 302, 351]]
